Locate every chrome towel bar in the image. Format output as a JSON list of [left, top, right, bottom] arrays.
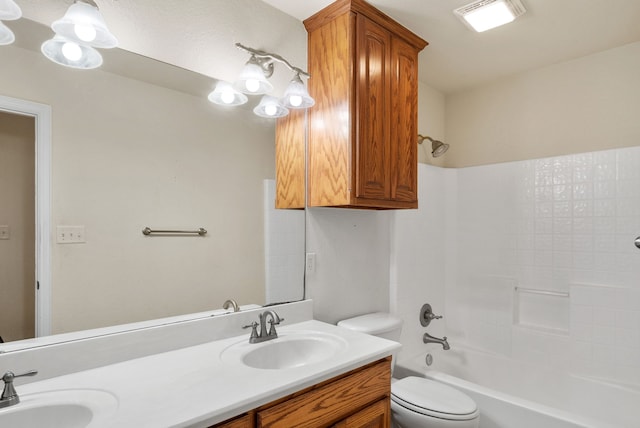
[[142, 227, 207, 236]]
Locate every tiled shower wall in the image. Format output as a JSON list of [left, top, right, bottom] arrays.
[[395, 146, 640, 385]]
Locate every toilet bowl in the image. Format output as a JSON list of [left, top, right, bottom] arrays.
[[337, 313, 480, 428]]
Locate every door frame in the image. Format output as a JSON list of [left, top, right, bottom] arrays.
[[0, 95, 51, 337]]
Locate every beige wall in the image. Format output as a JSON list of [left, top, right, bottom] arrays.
[[0, 44, 276, 334], [444, 41, 640, 167], [0, 111, 35, 342], [417, 81, 446, 167]]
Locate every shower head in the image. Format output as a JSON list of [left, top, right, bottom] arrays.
[[418, 135, 449, 157]]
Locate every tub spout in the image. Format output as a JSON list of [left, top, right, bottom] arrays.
[[423, 332, 450, 350]]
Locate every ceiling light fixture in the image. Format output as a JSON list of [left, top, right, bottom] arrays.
[[42, 0, 117, 69], [454, 0, 526, 33], [209, 43, 314, 118]]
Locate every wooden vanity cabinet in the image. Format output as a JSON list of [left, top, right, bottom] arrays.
[[210, 357, 391, 428], [302, 0, 427, 209]]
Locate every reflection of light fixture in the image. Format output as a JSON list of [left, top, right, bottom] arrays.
[[0, 0, 22, 21], [43, 0, 116, 69], [51, 0, 117, 48], [0, 20, 15, 45], [211, 43, 314, 118], [41, 35, 103, 69], [0, 0, 21, 46], [208, 81, 248, 106], [253, 95, 289, 119], [280, 72, 315, 109], [418, 135, 449, 157], [454, 0, 526, 33]]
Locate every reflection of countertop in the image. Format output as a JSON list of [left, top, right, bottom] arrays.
[[16, 320, 400, 428]]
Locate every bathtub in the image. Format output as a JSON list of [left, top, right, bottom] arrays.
[[394, 346, 638, 428]]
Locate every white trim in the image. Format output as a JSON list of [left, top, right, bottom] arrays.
[[0, 95, 52, 337]]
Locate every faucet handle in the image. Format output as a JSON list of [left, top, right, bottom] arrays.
[[1, 370, 38, 406], [420, 303, 443, 327], [242, 322, 259, 340]]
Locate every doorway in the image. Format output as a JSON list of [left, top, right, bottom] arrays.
[[0, 111, 35, 341], [0, 95, 51, 341]]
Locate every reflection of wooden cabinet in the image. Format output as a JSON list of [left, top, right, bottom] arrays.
[[303, 0, 427, 209], [275, 109, 306, 209], [211, 358, 391, 428]]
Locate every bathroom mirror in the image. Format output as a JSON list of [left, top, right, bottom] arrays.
[[0, 16, 305, 346]]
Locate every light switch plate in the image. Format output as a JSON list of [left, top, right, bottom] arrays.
[[0, 225, 9, 240], [56, 225, 86, 244]]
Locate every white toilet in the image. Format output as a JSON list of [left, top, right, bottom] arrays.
[[337, 312, 480, 428]]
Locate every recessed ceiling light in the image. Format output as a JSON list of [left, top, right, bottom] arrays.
[[454, 0, 527, 33]]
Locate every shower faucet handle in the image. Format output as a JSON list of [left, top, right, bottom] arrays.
[[420, 303, 443, 327]]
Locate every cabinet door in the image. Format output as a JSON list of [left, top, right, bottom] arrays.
[[355, 15, 391, 202], [210, 413, 253, 428], [390, 37, 419, 204], [332, 399, 390, 428]]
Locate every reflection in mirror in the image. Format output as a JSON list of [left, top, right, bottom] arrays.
[[0, 18, 305, 346]]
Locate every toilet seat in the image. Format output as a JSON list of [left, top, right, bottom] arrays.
[[391, 377, 479, 421]]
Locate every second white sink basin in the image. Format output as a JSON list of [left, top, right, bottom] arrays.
[[221, 331, 348, 370], [0, 389, 118, 428]]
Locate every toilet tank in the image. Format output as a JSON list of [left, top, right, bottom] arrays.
[[337, 312, 403, 341]]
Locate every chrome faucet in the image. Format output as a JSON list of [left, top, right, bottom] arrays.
[[1, 370, 38, 408], [222, 299, 239, 312], [243, 310, 284, 343], [423, 332, 450, 350], [420, 303, 450, 350]]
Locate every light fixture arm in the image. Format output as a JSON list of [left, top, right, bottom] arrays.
[[76, 0, 99, 8], [235, 43, 310, 79]]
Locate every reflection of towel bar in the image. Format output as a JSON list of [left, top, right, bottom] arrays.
[[142, 227, 207, 236], [515, 286, 569, 298]]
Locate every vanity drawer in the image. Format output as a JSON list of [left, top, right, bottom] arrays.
[[211, 412, 253, 428], [256, 358, 391, 428]]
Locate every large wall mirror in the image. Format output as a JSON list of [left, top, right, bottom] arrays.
[[0, 16, 305, 346]]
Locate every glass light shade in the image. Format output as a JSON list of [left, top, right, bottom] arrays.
[[253, 95, 289, 119], [0, 20, 15, 45], [41, 35, 103, 69], [0, 0, 21, 20], [51, 1, 118, 48], [280, 73, 315, 109], [208, 81, 248, 106], [461, 0, 516, 32], [233, 56, 273, 95]]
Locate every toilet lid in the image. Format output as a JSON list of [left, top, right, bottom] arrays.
[[391, 377, 478, 419]]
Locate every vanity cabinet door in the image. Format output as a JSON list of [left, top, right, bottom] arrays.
[[210, 413, 253, 428], [332, 399, 390, 428], [256, 358, 391, 428]]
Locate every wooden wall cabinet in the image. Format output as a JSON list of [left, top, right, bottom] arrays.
[[302, 0, 427, 209], [211, 357, 391, 428]]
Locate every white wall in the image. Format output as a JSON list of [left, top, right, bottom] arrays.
[[445, 41, 640, 167]]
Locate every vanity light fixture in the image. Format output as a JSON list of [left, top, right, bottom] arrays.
[[454, 0, 526, 33], [42, 0, 117, 69], [0, 0, 21, 46], [208, 81, 248, 106], [253, 95, 289, 119], [0, 0, 21, 21], [209, 43, 314, 118]]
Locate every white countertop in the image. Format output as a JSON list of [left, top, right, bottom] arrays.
[[13, 320, 400, 428]]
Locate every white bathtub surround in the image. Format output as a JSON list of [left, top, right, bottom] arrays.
[[1, 318, 399, 427], [392, 146, 640, 427]]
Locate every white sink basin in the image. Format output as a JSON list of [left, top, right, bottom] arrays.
[[0, 389, 118, 428], [221, 330, 348, 370]]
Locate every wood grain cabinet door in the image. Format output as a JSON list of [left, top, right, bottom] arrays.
[[332, 399, 390, 428], [355, 14, 392, 202]]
